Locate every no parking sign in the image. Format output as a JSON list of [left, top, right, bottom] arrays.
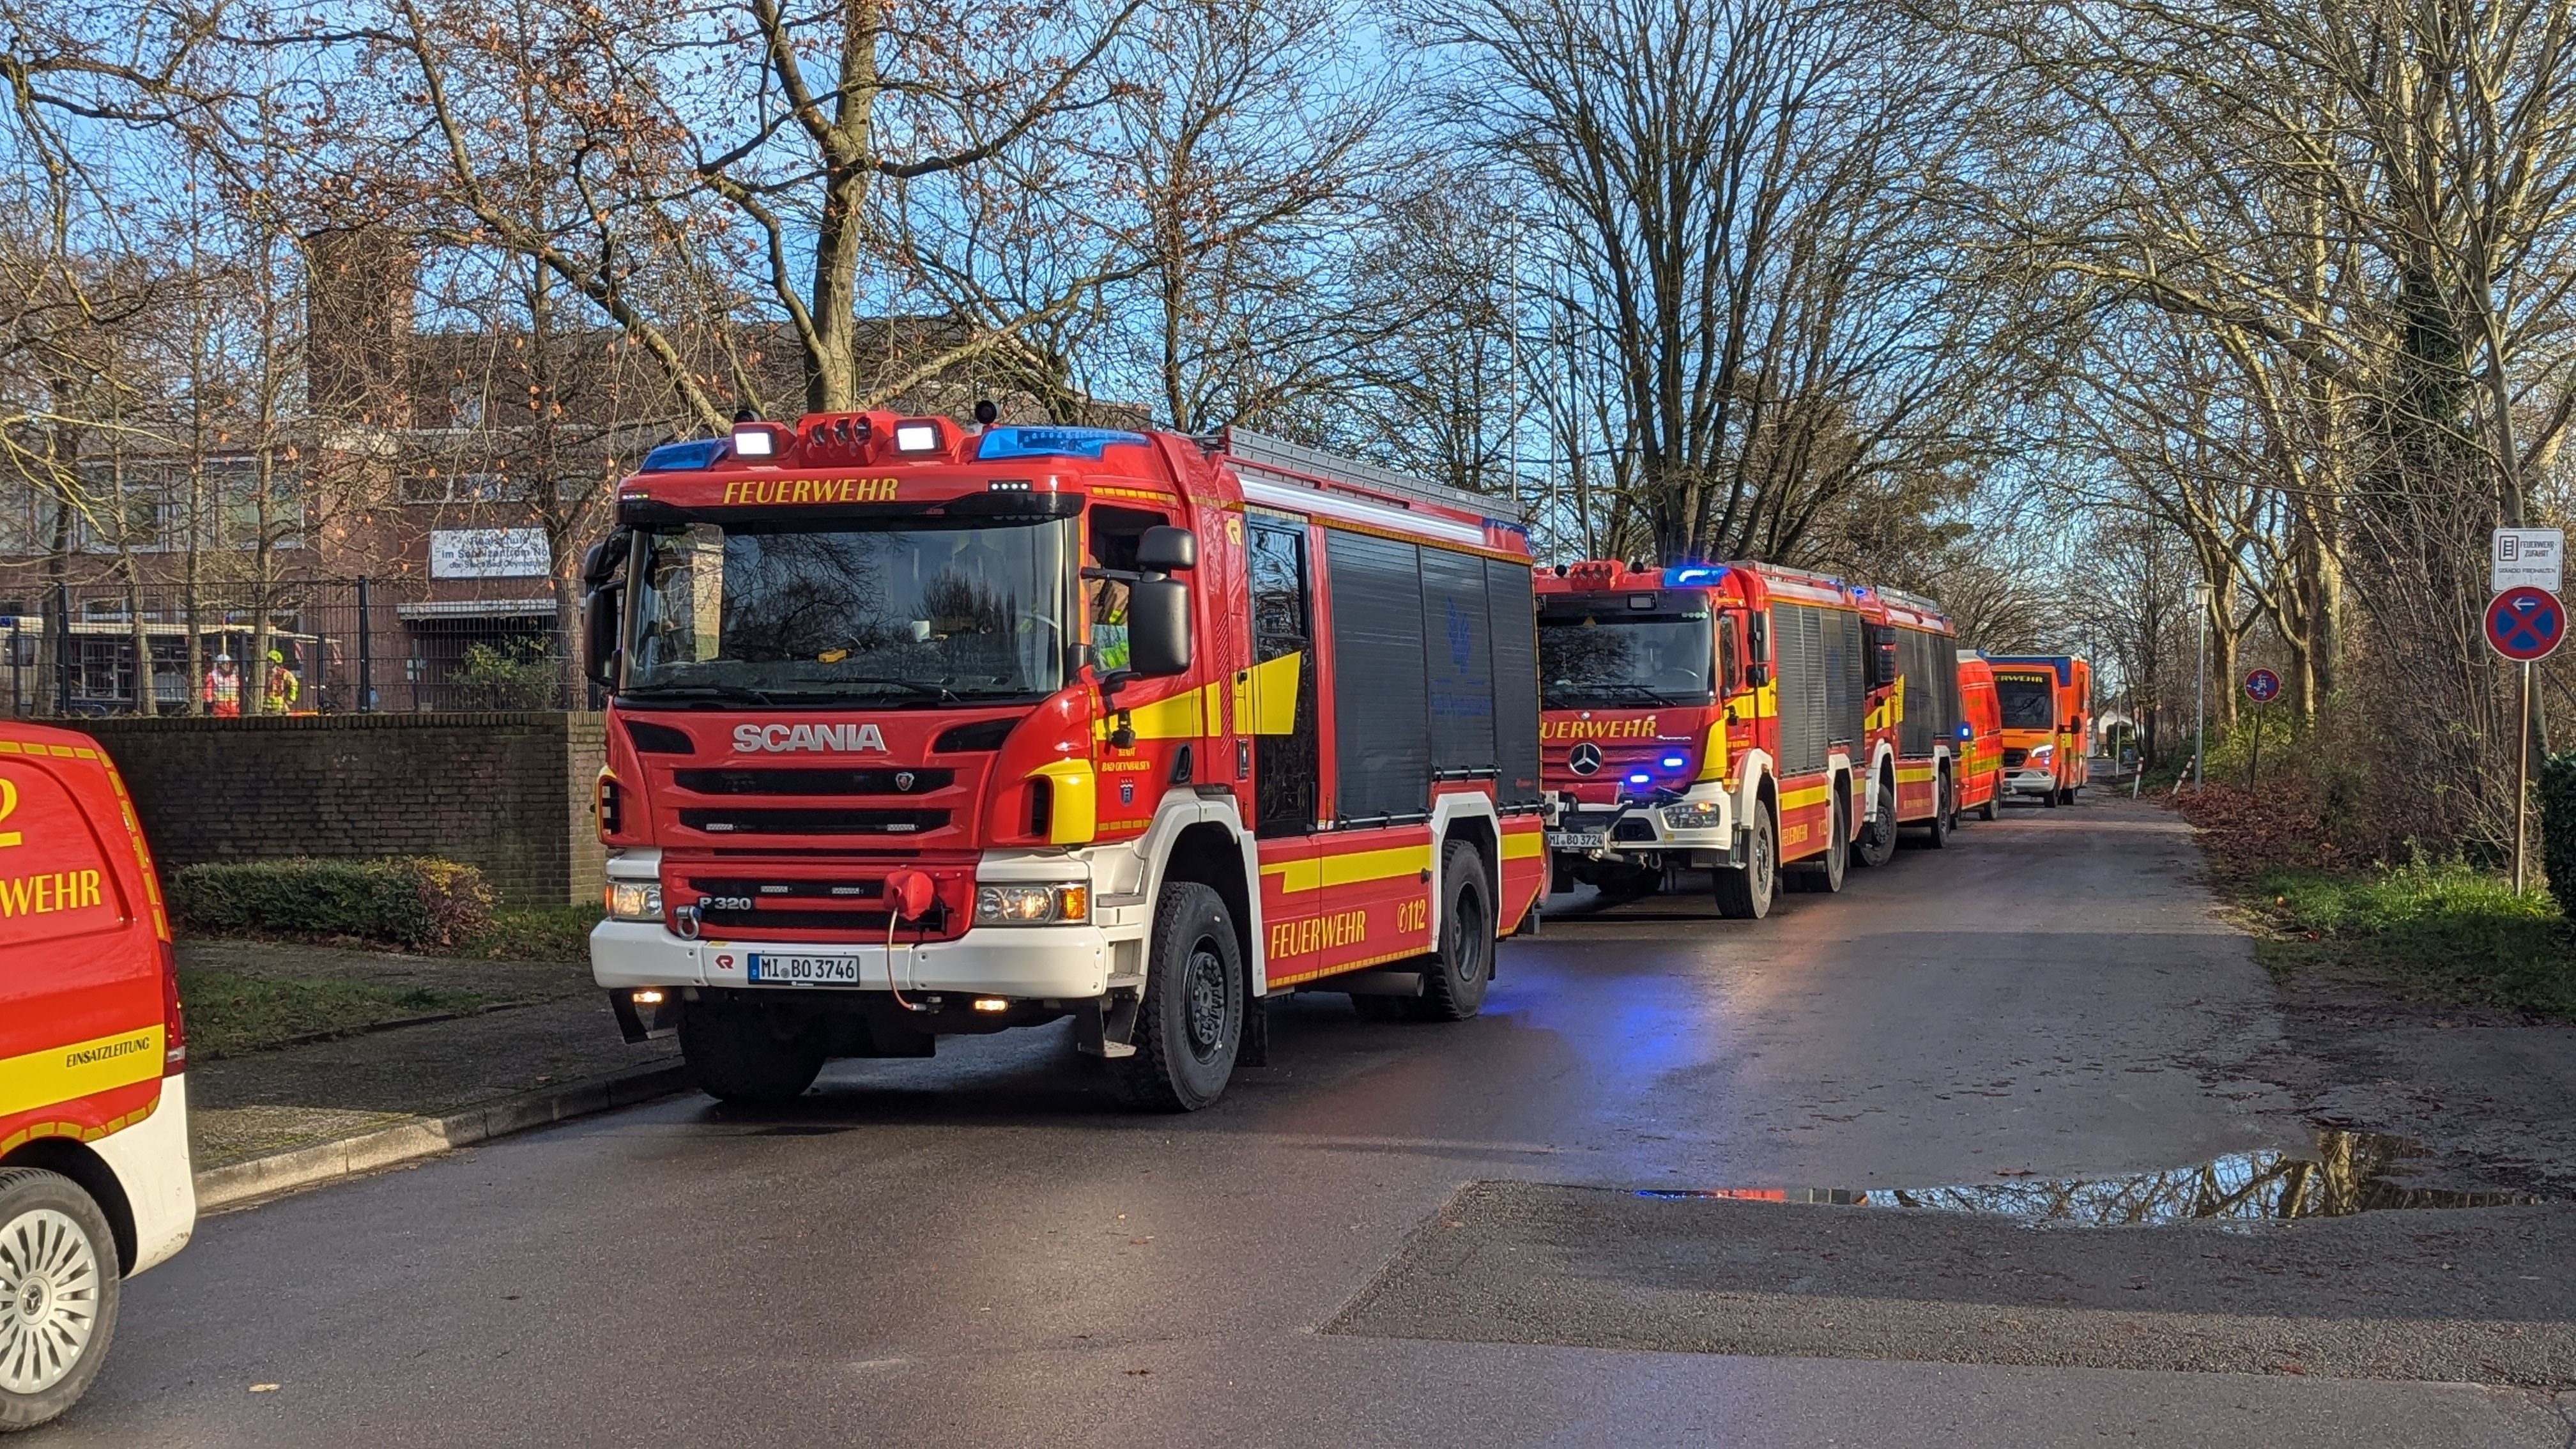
[[2242, 668, 2280, 704], [2486, 586, 2566, 663]]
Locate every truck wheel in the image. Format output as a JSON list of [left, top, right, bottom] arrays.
[[1925, 771, 1953, 848], [1110, 882, 1242, 1111], [679, 999, 827, 1105], [1410, 841, 1494, 1022], [1713, 804, 1777, 919], [1979, 783, 1999, 822], [0, 1168, 119, 1433], [1854, 769, 1898, 867], [1786, 781, 1848, 893], [2044, 785, 2060, 808]]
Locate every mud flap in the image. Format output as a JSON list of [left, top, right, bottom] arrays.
[[1077, 991, 1141, 1059]]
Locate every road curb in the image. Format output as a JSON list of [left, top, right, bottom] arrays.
[[194, 1062, 694, 1211]]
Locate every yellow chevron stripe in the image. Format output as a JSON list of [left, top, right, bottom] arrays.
[[1501, 830, 1543, 860], [1779, 784, 1832, 810], [1260, 843, 1432, 895], [0, 1025, 162, 1119]]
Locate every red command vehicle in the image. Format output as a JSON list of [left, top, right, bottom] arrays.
[[0, 724, 195, 1430], [1535, 560, 1901, 919], [1991, 655, 2093, 805], [1865, 587, 1966, 853], [1955, 652, 2004, 821], [582, 418, 1545, 1111]]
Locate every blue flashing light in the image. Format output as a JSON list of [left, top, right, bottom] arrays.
[[1957, 722, 1973, 740], [1627, 772, 1652, 785], [641, 439, 727, 472], [1663, 564, 1727, 587], [1660, 755, 1687, 769], [974, 426, 1149, 463]]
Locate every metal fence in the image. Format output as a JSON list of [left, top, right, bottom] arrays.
[[2, 579, 596, 717]]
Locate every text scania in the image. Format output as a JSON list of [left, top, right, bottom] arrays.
[[733, 723, 889, 754]]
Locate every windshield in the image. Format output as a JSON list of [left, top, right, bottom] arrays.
[[1538, 611, 1714, 708], [1997, 674, 2055, 730], [624, 517, 1071, 705]]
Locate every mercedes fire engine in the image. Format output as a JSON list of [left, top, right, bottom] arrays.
[[579, 414, 1545, 1112], [1535, 560, 1912, 919]]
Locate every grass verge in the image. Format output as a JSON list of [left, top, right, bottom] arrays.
[[177, 968, 496, 1059], [459, 902, 604, 963]]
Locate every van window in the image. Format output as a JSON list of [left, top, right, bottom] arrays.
[[1717, 615, 1740, 693], [0, 756, 129, 949], [1996, 673, 2054, 730]]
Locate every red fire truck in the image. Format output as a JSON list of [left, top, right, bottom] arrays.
[[581, 416, 1546, 1111], [1955, 652, 2004, 820], [1535, 560, 1905, 918], [1867, 586, 1965, 851]]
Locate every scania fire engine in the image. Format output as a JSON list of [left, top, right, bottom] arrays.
[[1535, 560, 1911, 919], [581, 413, 1546, 1111]]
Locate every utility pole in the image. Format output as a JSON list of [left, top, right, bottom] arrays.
[[2191, 580, 2211, 788]]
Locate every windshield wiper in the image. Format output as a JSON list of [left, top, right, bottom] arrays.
[[793, 676, 961, 703], [623, 683, 782, 706], [1552, 681, 1705, 707]]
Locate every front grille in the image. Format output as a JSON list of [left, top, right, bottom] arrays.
[[686, 877, 884, 900], [679, 808, 949, 836], [1612, 817, 1657, 842], [2003, 749, 2027, 768], [694, 906, 902, 933], [673, 767, 954, 796]]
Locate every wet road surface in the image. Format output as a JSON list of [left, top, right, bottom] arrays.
[[43, 797, 2576, 1446]]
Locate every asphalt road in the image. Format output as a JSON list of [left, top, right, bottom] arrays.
[[47, 796, 2576, 1446]]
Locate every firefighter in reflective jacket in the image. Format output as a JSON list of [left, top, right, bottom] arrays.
[[1089, 577, 1131, 672], [203, 653, 241, 717], [263, 648, 300, 712]]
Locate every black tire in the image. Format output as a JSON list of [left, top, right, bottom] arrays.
[[1979, 782, 1999, 822], [1925, 770, 1953, 848], [1713, 801, 1777, 919], [1351, 993, 1410, 1021], [1854, 768, 1898, 867], [0, 1168, 120, 1433], [1410, 841, 1494, 1022], [1110, 882, 1243, 1111], [680, 999, 827, 1105], [1786, 781, 1848, 893], [2043, 785, 2060, 808]]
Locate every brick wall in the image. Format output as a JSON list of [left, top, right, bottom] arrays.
[[70, 712, 605, 907]]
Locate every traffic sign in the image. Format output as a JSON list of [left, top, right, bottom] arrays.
[[2494, 528, 2565, 594], [2242, 668, 2280, 703], [2485, 586, 2566, 662]]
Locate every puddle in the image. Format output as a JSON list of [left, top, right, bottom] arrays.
[[1637, 1129, 2541, 1226]]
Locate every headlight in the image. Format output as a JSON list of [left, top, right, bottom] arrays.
[[604, 881, 662, 921], [974, 882, 1089, 926], [2029, 746, 2055, 765], [1660, 801, 1727, 831]]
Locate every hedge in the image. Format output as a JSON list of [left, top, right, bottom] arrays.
[[2541, 751, 2576, 915], [169, 857, 496, 949]]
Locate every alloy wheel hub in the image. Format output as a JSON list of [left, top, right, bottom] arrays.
[[0, 1208, 100, 1395]]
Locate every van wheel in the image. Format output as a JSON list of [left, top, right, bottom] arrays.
[[680, 999, 827, 1104], [1979, 783, 2000, 822], [0, 1169, 119, 1432], [1411, 841, 1494, 1021], [2043, 786, 2060, 808], [1926, 772, 1953, 848], [1855, 769, 1898, 867], [1713, 804, 1777, 919], [1111, 882, 1242, 1111]]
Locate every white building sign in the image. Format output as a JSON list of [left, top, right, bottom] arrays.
[[430, 527, 553, 579], [2492, 527, 2564, 594]]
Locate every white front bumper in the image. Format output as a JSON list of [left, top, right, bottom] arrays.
[[1547, 790, 1733, 855], [2005, 769, 2058, 796], [591, 918, 1109, 999]]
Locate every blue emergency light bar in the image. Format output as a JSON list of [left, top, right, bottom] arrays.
[[975, 426, 1149, 463], [1663, 564, 1727, 587], [641, 439, 728, 472]]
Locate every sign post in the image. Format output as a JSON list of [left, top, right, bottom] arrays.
[[2241, 668, 2280, 789], [2484, 579, 2566, 893]]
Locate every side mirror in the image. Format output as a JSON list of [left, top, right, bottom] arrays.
[[1744, 663, 1770, 688], [1137, 525, 1197, 573], [1126, 576, 1192, 677], [1746, 611, 1768, 663], [1868, 624, 1899, 688], [581, 530, 629, 588], [583, 585, 622, 687]]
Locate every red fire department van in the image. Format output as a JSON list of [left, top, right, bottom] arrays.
[[1992, 655, 2092, 804], [1535, 560, 1905, 919], [1955, 652, 2004, 820], [0, 724, 194, 1430], [581, 417, 1545, 1112]]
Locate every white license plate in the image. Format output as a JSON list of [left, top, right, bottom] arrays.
[[746, 953, 864, 985], [1547, 832, 1607, 852]]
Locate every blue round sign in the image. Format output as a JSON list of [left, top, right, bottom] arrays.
[[2243, 668, 2280, 703], [2487, 586, 2566, 663]]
